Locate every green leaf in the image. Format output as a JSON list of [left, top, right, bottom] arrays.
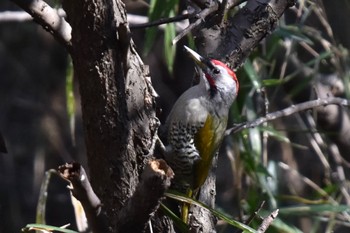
[[279, 204, 350, 215], [305, 50, 333, 67], [284, 51, 333, 90], [164, 10, 176, 73], [22, 224, 78, 233], [265, 34, 282, 61], [144, 0, 178, 57], [270, 217, 303, 233], [262, 79, 284, 87], [243, 58, 261, 90], [286, 75, 313, 98], [259, 126, 308, 150], [244, 92, 261, 156], [65, 56, 75, 145], [160, 203, 188, 232], [277, 195, 330, 205], [36, 169, 57, 224], [275, 25, 313, 44], [144, 0, 162, 56], [165, 191, 258, 233], [262, 126, 290, 143]]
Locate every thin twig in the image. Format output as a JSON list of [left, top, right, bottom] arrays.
[[0, 10, 189, 32], [226, 0, 247, 10], [235, 201, 266, 233], [10, 0, 72, 49], [303, 113, 331, 173], [218, 0, 229, 25], [262, 88, 269, 166], [247, 201, 265, 225], [172, 5, 218, 45], [257, 209, 279, 233], [279, 161, 350, 225], [0, 10, 61, 21], [226, 97, 350, 136], [36, 169, 57, 224], [278, 162, 329, 198], [130, 13, 191, 29], [58, 162, 107, 233]]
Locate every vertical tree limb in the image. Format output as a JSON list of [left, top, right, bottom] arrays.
[[62, 0, 158, 230]]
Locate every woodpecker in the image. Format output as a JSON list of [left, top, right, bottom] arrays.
[[164, 46, 239, 222]]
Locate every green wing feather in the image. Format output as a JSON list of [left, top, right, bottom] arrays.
[[194, 114, 227, 190]]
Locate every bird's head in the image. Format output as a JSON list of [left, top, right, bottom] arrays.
[[184, 46, 239, 100]]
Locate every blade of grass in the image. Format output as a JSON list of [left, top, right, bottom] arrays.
[[164, 9, 176, 73], [269, 217, 303, 233], [65, 56, 75, 146], [243, 58, 261, 90], [165, 191, 258, 233], [36, 169, 57, 224], [22, 224, 78, 233], [160, 203, 188, 233], [279, 204, 350, 215]]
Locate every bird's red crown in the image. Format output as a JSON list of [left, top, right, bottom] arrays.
[[211, 59, 239, 93]]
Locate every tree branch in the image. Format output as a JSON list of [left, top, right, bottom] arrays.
[[117, 159, 174, 233], [58, 162, 108, 233], [0, 11, 188, 32], [227, 0, 247, 9], [172, 3, 219, 45], [195, 0, 295, 66], [10, 0, 72, 49], [313, 74, 350, 162], [226, 97, 350, 136], [130, 13, 191, 30], [257, 209, 279, 233], [0, 9, 63, 22]]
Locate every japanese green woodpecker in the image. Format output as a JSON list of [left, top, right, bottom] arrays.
[[164, 46, 239, 222]]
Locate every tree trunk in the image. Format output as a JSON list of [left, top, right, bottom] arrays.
[[62, 0, 157, 231]]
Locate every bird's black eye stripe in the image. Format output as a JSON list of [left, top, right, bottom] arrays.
[[205, 59, 215, 69], [205, 58, 220, 75]]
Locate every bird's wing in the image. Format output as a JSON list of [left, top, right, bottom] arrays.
[[194, 114, 227, 190]]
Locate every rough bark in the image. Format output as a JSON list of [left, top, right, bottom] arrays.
[[117, 159, 174, 233], [62, 0, 158, 231], [195, 0, 295, 68]]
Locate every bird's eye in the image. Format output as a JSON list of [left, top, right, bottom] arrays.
[[213, 68, 220, 74]]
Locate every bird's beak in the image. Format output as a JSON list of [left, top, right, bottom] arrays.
[[184, 46, 211, 71]]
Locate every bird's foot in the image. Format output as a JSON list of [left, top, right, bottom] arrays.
[[145, 117, 166, 157]]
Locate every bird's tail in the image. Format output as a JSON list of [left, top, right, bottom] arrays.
[[181, 188, 194, 224]]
